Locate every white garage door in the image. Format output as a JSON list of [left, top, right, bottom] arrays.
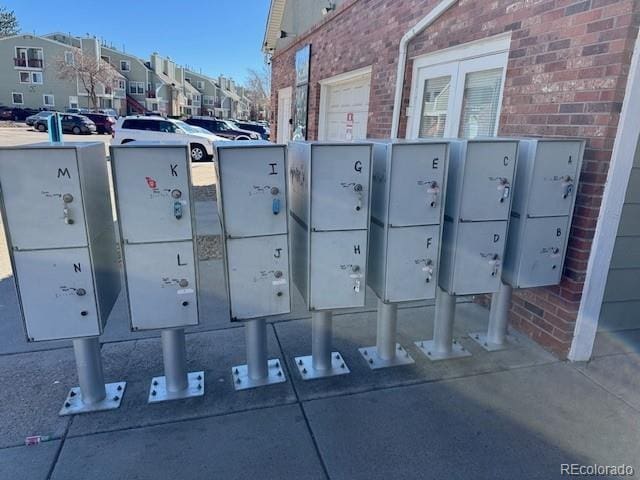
[[320, 70, 371, 141]]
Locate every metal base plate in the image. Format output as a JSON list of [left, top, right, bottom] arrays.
[[358, 344, 415, 370], [294, 352, 350, 380], [59, 381, 126, 416], [414, 339, 472, 361], [148, 371, 204, 403], [231, 358, 286, 391], [469, 332, 515, 352]]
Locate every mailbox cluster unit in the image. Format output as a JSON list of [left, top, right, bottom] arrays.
[[368, 140, 448, 303], [502, 139, 584, 288], [0, 143, 120, 341], [438, 139, 519, 295], [288, 142, 373, 310], [111, 143, 199, 330], [215, 141, 291, 320]]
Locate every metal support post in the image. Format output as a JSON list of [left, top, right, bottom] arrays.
[[59, 337, 126, 415], [232, 319, 286, 390], [148, 328, 204, 403], [415, 287, 471, 361], [470, 281, 515, 351], [295, 310, 350, 380], [358, 299, 414, 369]]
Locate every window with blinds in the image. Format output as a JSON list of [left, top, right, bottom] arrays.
[[458, 68, 503, 138], [418, 75, 451, 138]]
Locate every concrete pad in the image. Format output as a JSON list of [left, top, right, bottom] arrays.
[[591, 329, 640, 358], [68, 325, 296, 437], [0, 440, 60, 480], [0, 348, 73, 448], [194, 200, 221, 235], [575, 352, 640, 411], [53, 404, 325, 480], [275, 303, 557, 402], [303, 363, 640, 480]]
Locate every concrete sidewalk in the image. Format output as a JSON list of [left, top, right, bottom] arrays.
[[0, 261, 638, 479]]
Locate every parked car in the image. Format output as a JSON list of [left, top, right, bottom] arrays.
[[185, 117, 260, 140], [26, 111, 55, 127], [65, 108, 91, 115], [82, 112, 116, 134], [113, 116, 228, 162], [0, 106, 39, 121], [97, 108, 119, 118], [232, 120, 270, 140], [34, 113, 96, 135]]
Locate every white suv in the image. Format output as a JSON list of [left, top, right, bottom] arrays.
[[113, 116, 228, 161]]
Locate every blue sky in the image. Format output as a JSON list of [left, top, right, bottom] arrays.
[[2, 0, 270, 84]]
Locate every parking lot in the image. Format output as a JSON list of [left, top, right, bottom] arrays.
[[0, 123, 639, 479]]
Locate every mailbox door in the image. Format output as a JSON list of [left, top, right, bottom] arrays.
[[310, 229, 368, 309], [388, 143, 446, 226], [385, 225, 440, 302], [123, 241, 198, 330], [226, 234, 291, 320], [14, 248, 100, 341], [0, 149, 87, 249], [514, 216, 569, 288], [113, 147, 193, 243], [528, 141, 582, 217], [459, 142, 517, 222], [218, 147, 287, 237], [452, 221, 508, 295], [310, 145, 371, 231]]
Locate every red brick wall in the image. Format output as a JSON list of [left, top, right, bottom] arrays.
[[270, 0, 640, 358]]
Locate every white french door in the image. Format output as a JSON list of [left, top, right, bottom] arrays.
[[409, 52, 507, 139]]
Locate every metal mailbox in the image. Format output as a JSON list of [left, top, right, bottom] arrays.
[[110, 143, 199, 330], [438, 139, 518, 296], [367, 140, 448, 303], [288, 141, 373, 310], [502, 138, 584, 288], [215, 141, 291, 320], [0, 143, 120, 341]]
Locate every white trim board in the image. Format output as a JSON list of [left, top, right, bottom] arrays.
[[568, 28, 640, 362], [317, 65, 373, 141]]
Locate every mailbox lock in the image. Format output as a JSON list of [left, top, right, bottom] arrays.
[[179, 279, 189, 287], [271, 187, 279, 195], [489, 254, 501, 277], [498, 178, 511, 203], [352, 265, 361, 273], [274, 270, 283, 279], [425, 259, 434, 283], [76, 288, 86, 296], [551, 247, 560, 255], [62, 193, 74, 203], [80, 310, 88, 317], [354, 184, 363, 212], [562, 176, 574, 199], [171, 189, 182, 199], [182, 301, 189, 307], [276, 291, 283, 297], [427, 182, 440, 208]]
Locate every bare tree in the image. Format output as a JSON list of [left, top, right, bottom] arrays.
[[245, 65, 271, 120], [54, 49, 120, 110], [0, 6, 19, 37]]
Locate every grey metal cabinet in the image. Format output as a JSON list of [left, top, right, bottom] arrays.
[[503, 139, 584, 288], [0, 143, 120, 341], [367, 140, 448, 302], [438, 139, 518, 296], [111, 143, 199, 330], [215, 141, 291, 320], [288, 141, 373, 310]]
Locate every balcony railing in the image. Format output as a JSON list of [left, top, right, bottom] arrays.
[[14, 58, 43, 68]]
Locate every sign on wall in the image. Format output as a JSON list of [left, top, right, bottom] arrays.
[[293, 45, 311, 140]]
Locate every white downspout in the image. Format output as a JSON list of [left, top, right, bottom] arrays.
[[390, 0, 459, 139]]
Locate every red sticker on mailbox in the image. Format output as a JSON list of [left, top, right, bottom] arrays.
[[145, 176, 157, 189]]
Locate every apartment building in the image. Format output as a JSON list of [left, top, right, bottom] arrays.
[[0, 33, 126, 114], [0, 32, 252, 119], [266, 0, 640, 361]]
